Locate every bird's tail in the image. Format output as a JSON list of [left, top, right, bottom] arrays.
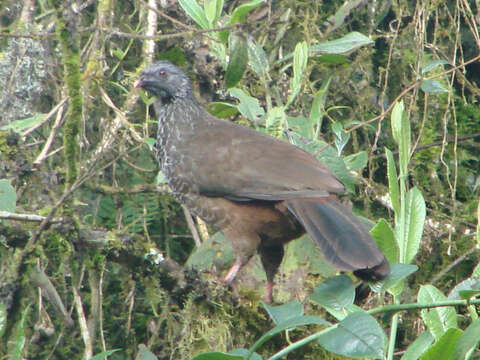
[[285, 198, 390, 281]]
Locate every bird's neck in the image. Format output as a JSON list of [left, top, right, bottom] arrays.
[[155, 96, 205, 133]]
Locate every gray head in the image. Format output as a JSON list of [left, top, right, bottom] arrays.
[[135, 61, 193, 100]]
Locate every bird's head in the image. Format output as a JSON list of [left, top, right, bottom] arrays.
[[135, 61, 192, 101]]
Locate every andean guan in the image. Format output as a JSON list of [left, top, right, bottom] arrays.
[[135, 61, 390, 303]]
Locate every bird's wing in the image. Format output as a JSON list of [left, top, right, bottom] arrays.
[[179, 116, 345, 201]]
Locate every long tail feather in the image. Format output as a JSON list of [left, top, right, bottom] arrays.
[[286, 198, 390, 281]]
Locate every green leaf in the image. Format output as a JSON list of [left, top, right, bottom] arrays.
[[264, 106, 286, 138], [10, 304, 30, 360], [448, 277, 480, 300], [229, 348, 262, 360], [418, 285, 457, 340], [289, 41, 308, 104], [476, 200, 480, 248], [309, 76, 331, 132], [453, 318, 480, 360], [1, 113, 46, 133], [191, 352, 244, 360], [313, 54, 349, 65], [229, 88, 265, 123], [310, 275, 355, 314], [344, 151, 367, 171], [420, 79, 448, 93], [0, 179, 16, 212], [370, 218, 398, 265], [145, 137, 156, 151], [225, 34, 248, 88], [262, 300, 303, 325], [420, 328, 462, 360], [391, 101, 411, 176], [400, 331, 434, 360], [178, 0, 210, 29], [136, 344, 158, 360], [89, 349, 121, 360], [331, 122, 350, 156], [422, 60, 449, 74], [403, 187, 426, 264], [156, 171, 168, 185], [286, 116, 313, 139], [229, 0, 264, 25], [206, 102, 239, 118], [204, 0, 223, 26], [0, 303, 6, 338], [317, 312, 385, 359], [247, 38, 269, 79], [309, 32, 373, 54], [370, 264, 418, 294], [385, 147, 400, 215], [249, 315, 330, 355]]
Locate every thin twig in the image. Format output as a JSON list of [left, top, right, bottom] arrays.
[[182, 206, 202, 247]]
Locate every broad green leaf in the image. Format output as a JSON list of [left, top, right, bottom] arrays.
[[286, 116, 312, 139], [453, 318, 480, 360], [264, 106, 285, 138], [310, 275, 355, 313], [247, 38, 269, 79], [403, 187, 426, 264], [206, 102, 239, 118], [344, 151, 367, 171], [420, 79, 448, 93], [229, 349, 262, 360], [420, 328, 462, 360], [317, 312, 385, 359], [385, 147, 400, 215], [310, 32, 373, 54], [370, 264, 418, 294], [1, 113, 46, 133], [262, 300, 303, 325], [313, 54, 349, 65], [89, 349, 121, 360], [204, 0, 223, 26], [473, 262, 480, 278], [418, 285, 457, 340], [229, 88, 265, 123], [178, 0, 210, 29], [229, 0, 264, 25], [422, 60, 449, 74], [0, 179, 16, 212], [0, 303, 6, 338], [370, 218, 398, 264], [448, 277, 480, 300], [249, 315, 330, 355], [401, 331, 434, 360], [191, 352, 244, 360], [225, 34, 248, 88]]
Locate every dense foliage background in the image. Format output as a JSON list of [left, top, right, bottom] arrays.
[[0, 0, 479, 359]]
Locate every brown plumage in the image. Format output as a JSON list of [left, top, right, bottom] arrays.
[[135, 61, 390, 303]]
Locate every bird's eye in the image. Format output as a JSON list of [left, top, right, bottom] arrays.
[[158, 71, 167, 76]]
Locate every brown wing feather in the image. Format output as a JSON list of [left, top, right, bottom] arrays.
[[179, 115, 344, 201]]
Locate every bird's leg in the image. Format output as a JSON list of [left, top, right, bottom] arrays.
[[222, 260, 243, 284], [259, 244, 285, 304], [263, 281, 275, 304]]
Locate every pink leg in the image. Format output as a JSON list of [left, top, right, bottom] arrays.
[[222, 261, 242, 283], [263, 281, 275, 304]]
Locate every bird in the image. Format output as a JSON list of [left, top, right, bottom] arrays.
[[135, 60, 390, 303]]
